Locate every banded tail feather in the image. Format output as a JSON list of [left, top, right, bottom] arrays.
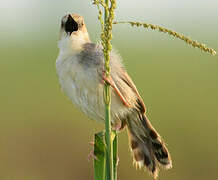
[[126, 111, 172, 179]]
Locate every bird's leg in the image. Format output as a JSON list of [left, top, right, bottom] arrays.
[[102, 71, 131, 107]]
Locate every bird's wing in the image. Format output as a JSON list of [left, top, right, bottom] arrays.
[[119, 69, 146, 113], [110, 67, 146, 113]]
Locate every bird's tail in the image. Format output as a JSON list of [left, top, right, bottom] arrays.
[[126, 111, 172, 179]]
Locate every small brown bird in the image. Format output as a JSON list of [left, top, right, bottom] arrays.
[[56, 13, 172, 178]]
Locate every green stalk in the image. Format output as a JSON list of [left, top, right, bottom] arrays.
[[93, 1, 117, 180], [93, 1, 215, 180], [104, 85, 113, 180], [104, 0, 113, 179]]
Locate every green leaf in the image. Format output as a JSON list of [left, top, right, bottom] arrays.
[[94, 132, 106, 180], [94, 131, 118, 180]]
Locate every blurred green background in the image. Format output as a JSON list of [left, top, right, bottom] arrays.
[[0, 0, 217, 179]]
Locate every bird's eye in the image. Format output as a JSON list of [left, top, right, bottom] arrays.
[[64, 15, 78, 34]]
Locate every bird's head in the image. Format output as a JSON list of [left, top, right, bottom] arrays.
[[58, 13, 90, 54]]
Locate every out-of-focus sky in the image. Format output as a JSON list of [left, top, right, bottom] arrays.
[[0, 1, 217, 180], [1, 0, 218, 40]]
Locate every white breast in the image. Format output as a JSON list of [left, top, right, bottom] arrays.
[[56, 55, 106, 122], [56, 52, 131, 127]]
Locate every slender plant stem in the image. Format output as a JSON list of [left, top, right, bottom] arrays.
[[93, 1, 215, 180], [104, 0, 114, 180], [93, 1, 118, 179]]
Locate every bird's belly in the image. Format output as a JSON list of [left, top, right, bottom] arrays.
[[56, 59, 129, 125], [57, 68, 105, 123]]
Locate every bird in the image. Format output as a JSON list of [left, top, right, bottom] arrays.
[[56, 13, 172, 179]]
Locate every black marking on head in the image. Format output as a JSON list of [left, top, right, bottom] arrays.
[[64, 15, 78, 34]]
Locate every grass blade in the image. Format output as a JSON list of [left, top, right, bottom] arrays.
[[94, 132, 106, 180]]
